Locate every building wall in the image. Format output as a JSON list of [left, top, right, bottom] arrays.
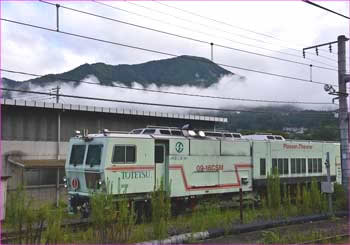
[[2, 105, 217, 142], [7, 185, 67, 207]]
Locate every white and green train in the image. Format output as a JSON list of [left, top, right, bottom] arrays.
[[64, 126, 341, 215]]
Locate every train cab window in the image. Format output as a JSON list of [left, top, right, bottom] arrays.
[[171, 130, 183, 136], [160, 130, 171, 135], [275, 136, 283, 140], [260, 158, 266, 176], [224, 133, 233, 138], [70, 145, 86, 165], [267, 136, 274, 140], [155, 145, 164, 163], [291, 159, 296, 174], [143, 129, 155, 134], [86, 145, 103, 166], [112, 145, 136, 164], [317, 159, 322, 173]]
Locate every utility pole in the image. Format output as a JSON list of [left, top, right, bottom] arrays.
[[55, 85, 60, 103], [303, 35, 349, 200], [337, 36, 349, 195], [51, 86, 61, 161], [210, 42, 214, 61]]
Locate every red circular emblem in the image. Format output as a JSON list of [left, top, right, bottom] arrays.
[[71, 178, 79, 190]]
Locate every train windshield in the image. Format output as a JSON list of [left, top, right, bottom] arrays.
[[69, 145, 86, 165], [86, 145, 103, 166]]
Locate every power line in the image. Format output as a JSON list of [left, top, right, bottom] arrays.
[[1, 68, 338, 106], [93, 0, 337, 69], [1, 88, 338, 117], [40, 1, 337, 72], [153, 0, 340, 55], [303, 0, 350, 20], [125, 0, 338, 63], [1, 18, 338, 88]]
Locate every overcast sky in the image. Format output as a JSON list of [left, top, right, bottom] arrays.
[[1, 1, 349, 112]]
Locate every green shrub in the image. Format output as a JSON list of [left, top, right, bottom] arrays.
[[333, 183, 347, 211]]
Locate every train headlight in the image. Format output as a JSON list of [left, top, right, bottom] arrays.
[[75, 130, 81, 137], [64, 184, 68, 188], [63, 177, 67, 183], [97, 180, 103, 189]]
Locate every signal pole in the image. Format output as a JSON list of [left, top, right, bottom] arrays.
[[303, 35, 349, 199]]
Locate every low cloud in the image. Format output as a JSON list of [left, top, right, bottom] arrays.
[[9, 74, 338, 115]]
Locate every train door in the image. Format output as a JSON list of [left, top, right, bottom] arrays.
[[154, 141, 169, 191]]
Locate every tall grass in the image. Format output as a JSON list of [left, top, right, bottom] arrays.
[[151, 179, 171, 240], [5, 185, 66, 244]]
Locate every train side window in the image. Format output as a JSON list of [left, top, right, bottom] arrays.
[[283, 159, 288, 174], [155, 145, 164, 163], [171, 130, 183, 136], [272, 159, 277, 173], [232, 134, 241, 138], [301, 159, 306, 173], [291, 159, 296, 174], [308, 159, 312, 173], [278, 159, 283, 175], [143, 129, 155, 134], [317, 158, 322, 173], [260, 158, 266, 176], [112, 145, 136, 164], [126, 146, 136, 162], [160, 130, 171, 135], [312, 158, 318, 173], [296, 158, 301, 174], [70, 145, 86, 165]]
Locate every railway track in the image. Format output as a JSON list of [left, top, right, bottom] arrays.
[[302, 233, 349, 244], [1, 218, 91, 244]]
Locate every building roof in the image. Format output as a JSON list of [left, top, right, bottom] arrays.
[[1, 98, 228, 123], [8, 158, 65, 168]]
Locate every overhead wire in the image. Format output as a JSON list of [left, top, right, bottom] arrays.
[[39, 1, 337, 72], [1, 68, 338, 106], [0, 18, 338, 88], [125, 0, 338, 63], [93, 0, 337, 69], [302, 0, 350, 20], [153, 0, 340, 56]]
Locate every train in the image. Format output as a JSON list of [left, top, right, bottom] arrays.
[[64, 125, 341, 215]]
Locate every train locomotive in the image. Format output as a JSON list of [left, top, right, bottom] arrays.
[[64, 126, 341, 215]]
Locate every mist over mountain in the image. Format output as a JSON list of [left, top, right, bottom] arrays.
[[2, 55, 233, 92]]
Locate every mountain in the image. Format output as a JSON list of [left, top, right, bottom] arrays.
[[2, 56, 233, 93]]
